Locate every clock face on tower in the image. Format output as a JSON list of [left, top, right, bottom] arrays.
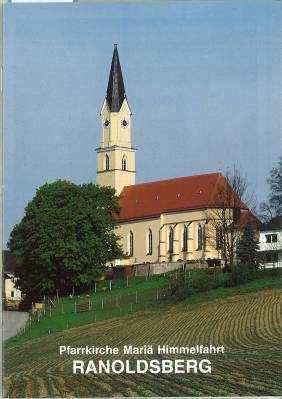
[[104, 119, 110, 128], [121, 119, 128, 128]]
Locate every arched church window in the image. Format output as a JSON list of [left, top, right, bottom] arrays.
[[105, 154, 109, 171], [122, 155, 127, 171], [168, 227, 174, 254], [235, 237, 241, 259], [182, 225, 188, 252], [128, 231, 134, 257], [147, 229, 153, 255], [197, 224, 203, 250], [216, 225, 223, 249]]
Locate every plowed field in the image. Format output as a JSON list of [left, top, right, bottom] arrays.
[[4, 288, 282, 397]]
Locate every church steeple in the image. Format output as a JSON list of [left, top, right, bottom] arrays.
[[96, 45, 136, 195], [106, 44, 126, 112]]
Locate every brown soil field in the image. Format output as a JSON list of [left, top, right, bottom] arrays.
[[4, 288, 282, 397]]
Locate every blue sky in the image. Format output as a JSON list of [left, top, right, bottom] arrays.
[[3, 1, 282, 245]]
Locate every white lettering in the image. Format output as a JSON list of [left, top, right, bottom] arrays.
[[85, 360, 97, 374], [112, 360, 124, 374], [59, 346, 66, 355], [186, 360, 198, 373], [137, 360, 148, 373], [174, 359, 185, 373], [199, 359, 211, 373], [162, 360, 173, 373], [149, 360, 161, 374], [99, 360, 111, 374], [73, 360, 84, 374]]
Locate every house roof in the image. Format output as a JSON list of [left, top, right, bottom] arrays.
[[106, 44, 126, 112], [232, 209, 261, 229], [261, 215, 282, 231], [3, 250, 17, 273], [118, 172, 250, 222]]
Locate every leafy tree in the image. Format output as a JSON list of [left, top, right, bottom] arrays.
[[8, 180, 124, 301], [260, 157, 282, 221], [237, 222, 259, 266]]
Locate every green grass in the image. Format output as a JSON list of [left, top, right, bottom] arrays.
[[5, 273, 172, 347], [6, 271, 281, 349], [179, 276, 282, 305]]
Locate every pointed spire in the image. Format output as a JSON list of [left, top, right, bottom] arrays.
[[106, 44, 126, 112]]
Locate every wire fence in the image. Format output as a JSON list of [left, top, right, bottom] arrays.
[[13, 273, 182, 340], [40, 283, 174, 317], [13, 267, 223, 341]]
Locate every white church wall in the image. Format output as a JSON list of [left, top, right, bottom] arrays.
[[115, 209, 221, 266]]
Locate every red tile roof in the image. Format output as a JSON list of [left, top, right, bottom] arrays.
[[117, 172, 249, 222]]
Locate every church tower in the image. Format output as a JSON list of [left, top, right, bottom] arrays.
[[96, 45, 136, 195]]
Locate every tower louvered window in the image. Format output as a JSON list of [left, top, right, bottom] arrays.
[[122, 156, 127, 171]]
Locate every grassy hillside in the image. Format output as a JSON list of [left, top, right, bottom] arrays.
[[5, 274, 172, 347], [4, 286, 282, 397], [6, 271, 281, 348], [5, 270, 281, 347]]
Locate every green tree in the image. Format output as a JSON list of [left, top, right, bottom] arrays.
[[237, 222, 259, 266], [8, 180, 124, 301], [260, 157, 282, 221]]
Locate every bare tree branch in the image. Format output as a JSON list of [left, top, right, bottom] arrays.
[[205, 165, 256, 267]]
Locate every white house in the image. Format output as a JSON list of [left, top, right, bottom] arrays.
[[259, 216, 282, 268], [3, 250, 22, 301]]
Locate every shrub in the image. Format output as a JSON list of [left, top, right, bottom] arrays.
[[174, 269, 232, 300], [174, 264, 281, 301], [230, 263, 260, 286]]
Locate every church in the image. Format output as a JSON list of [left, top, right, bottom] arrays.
[[96, 45, 256, 267]]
